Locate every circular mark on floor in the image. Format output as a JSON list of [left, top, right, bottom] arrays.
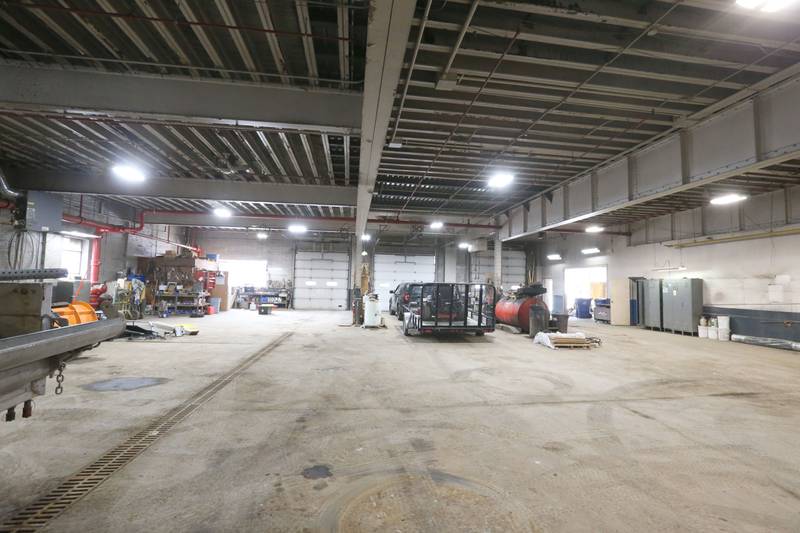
[[302, 464, 333, 479], [319, 470, 530, 532], [82, 377, 169, 392]]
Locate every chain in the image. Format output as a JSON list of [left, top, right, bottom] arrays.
[[55, 361, 66, 395]]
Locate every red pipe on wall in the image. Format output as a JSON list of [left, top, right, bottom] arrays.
[[62, 211, 201, 254], [89, 233, 101, 284]]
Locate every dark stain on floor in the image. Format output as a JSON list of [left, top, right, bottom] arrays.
[[82, 377, 169, 392], [302, 465, 332, 480]]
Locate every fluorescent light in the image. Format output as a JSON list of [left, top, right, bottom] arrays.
[[213, 207, 232, 217], [546, 253, 562, 261], [652, 265, 687, 272], [510, 285, 520, 291], [487, 171, 514, 189], [736, 0, 798, 11], [458, 242, 470, 249], [762, 0, 798, 11], [305, 280, 317, 286], [388, 141, 403, 149], [287, 224, 306, 234], [326, 281, 338, 287], [585, 225, 604, 233], [61, 230, 99, 239], [581, 247, 600, 255], [429, 221, 444, 230], [710, 193, 748, 206], [361, 250, 368, 256], [256, 232, 268, 240], [361, 234, 371, 241], [111, 164, 146, 182]]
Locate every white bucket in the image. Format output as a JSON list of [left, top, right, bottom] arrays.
[[717, 315, 730, 329], [707, 326, 718, 340], [718, 328, 730, 341], [698, 325, 709, 338]]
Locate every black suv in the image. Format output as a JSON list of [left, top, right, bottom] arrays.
[[389, 282, 422, 319]]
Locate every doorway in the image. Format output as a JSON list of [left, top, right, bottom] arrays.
[[564, 266, 607, 313]]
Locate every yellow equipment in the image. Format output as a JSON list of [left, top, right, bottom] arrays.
[[52, 301, 98, 326]]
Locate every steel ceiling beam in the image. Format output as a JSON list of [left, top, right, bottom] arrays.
[[355, 0, 417, 240], [6, 170, 358, 207], [0, 63, 362, 134]]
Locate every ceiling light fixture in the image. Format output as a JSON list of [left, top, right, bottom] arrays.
[[585, 225, 605, 233], [581, 247, 600, 255], [361, 250, 368, 256], [213, 207, 232, 218], [61, 230, 100, 239], [361, 234, 371, 241], [735, 0, 797, 10], [287, 224, 307, 234], [652, 265, 687, 272], [111, 164, 146, 183], [487, 171, 514, 189], [762, 0, 799, 11], [546, 253, 562, 261], [429, 221, 444, 230], [256, 232, 268, 240], [710, 193, 748, 206], [458, 242, 472, 251]]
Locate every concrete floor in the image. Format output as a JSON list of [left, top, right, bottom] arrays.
[[1, 310, 800, 532]]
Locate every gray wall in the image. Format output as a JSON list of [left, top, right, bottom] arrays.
[[537, 187, 800, 313]]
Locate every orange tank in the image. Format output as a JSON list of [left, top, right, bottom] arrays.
[[52, 301, 98, 326]]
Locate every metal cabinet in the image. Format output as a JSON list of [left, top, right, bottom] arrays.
[[643, 279, 663, 329], [662, 278, 703, 333]]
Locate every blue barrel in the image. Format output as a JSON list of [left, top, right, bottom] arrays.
[[575, 298, 593, 318]]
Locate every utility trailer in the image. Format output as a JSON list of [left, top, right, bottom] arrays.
[[401, 283, 496, 336]]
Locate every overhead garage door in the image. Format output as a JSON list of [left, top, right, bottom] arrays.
[[293, 251, 349, 310], [374, 254, 436, 311], [470, 250, 526, 288]]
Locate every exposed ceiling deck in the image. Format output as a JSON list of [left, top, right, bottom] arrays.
[[376, 0, 800, 220], [0, 0, 367, 88], [1, 1, 800, 232]]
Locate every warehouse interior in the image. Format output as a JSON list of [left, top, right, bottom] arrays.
[[2, 0, 800, 531]]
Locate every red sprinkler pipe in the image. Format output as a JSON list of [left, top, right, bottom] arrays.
[[63, 211, 201, 254]]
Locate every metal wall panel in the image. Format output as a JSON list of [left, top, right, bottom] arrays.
[[510, 208, 525, 236], [528, 199, 543, 231], [546, 188, 564, 225], [633, 136, 681, 197], [673, 209, 702, 240], [759, 78, 800, 157], [568, 175, 592, 217], [688, 103, 756, 180], [596, 160, 628, 209], [703, 205, 739, 235], [470, 250, 525, 287], [743, 190, 786, 230]]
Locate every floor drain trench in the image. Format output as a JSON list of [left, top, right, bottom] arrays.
[[0, 332, 293, 533]]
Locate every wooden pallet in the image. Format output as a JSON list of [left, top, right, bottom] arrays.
[[553, 343, 595, 349]]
